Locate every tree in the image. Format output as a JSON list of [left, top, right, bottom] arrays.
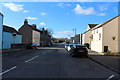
[[47, 28, 53, 36]]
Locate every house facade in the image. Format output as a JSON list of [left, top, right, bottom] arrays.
[[82, 24, 98, 48], [19, 20, 40, 46], [91, 15, 120, 53], [71, 34, 82, 44], [40, 28, 51, 46], [3, 25, 22, 49], [0, 12, 3, 49], [19, 19, 51, 46]]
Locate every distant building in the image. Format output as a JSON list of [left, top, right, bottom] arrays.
[[82, 24, 98, 48], [0, 12, 3, 49], [19, 19, 51, 46], [19, 19, 40, 46], [71, 34, 82, 44], [2, 25, 22, 49], [39, 28, 51, 46], [91, 15, 120, 53]]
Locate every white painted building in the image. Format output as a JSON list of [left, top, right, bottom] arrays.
[[91, 15, 120, 53], [0, 12, 3, 49], [2, 25, 22, 49], [82, 24, 98, 48]]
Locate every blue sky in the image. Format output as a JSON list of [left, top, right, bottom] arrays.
[[0, 2, 118, 38]]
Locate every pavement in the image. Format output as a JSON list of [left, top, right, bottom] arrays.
[[88, 50, 120, 74]]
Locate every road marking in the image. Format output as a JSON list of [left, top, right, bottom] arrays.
[[25, 56, 39, 63], [106, 75, 114, 80], [42, 50, 51, 54], [0, 66, 17, 75]]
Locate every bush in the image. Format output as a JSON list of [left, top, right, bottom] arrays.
[[84, 43, 90, 49], [105, 50, 111, 55]]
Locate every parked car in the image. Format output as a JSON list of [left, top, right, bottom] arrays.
[[67, 44, 74, 52], [64, 44, 69, 49], [26, 43, 37, 49], [69, 44, 88, 57]]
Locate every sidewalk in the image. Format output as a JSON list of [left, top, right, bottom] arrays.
[[88, 51, 120, 74], [1, 49, 26, 56]]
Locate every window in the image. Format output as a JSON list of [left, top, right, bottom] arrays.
[[97, 29, 98, 33], [99, 33, 101, 40], [12, 33, 16, 37]]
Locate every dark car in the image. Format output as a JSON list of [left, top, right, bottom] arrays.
[[70, 44, 88, 58], [26, 43, 37, 49]]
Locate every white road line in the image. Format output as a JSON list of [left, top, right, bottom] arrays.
[[42, 50, 51, 54], [0, 66, 17, 76], [106, 75, 115, 80], [25, 56, 39, 63]]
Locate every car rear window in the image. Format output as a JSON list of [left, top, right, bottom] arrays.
[[76, 46, 87, 50], [70, 45, 73, 47]]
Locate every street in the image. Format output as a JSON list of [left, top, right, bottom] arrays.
[[2, 44, 120, 79]]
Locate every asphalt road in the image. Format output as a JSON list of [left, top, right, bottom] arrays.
[[1, 43, 120, 79]]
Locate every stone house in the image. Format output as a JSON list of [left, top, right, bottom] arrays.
[[19, 19, 51, 47], [19, 19, 40, 46], [39, 28, 51, 46]]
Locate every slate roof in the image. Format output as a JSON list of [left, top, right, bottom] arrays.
[[83, 24, 98, 34], [3, 25, 21, 35], [0, 12, 3, 16], [88, 24, 98, 28]]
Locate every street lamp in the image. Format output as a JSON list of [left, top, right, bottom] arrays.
[[73, 28, 76, 36]]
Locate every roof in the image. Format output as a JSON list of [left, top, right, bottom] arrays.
[[3, 25, 21, 35], [88, 24, 98, 28], [83, 24, 98, 34], [93, 15, 120, 30], [0, 12, 4, 16]]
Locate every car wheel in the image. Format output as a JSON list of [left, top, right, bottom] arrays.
[[85, 55, 88, 58], [71, 52, 75, 57]]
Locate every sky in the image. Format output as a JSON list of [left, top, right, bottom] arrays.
[[0, 2, 119, 38]]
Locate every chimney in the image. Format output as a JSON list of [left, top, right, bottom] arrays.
[[32, 24, 37, 29], [24, 19, 28, 25], [42, 27, 45, 31]]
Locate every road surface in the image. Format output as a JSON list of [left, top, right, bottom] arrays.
[[2, 43, 120, 79]]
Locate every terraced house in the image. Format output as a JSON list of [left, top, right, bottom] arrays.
[[91, 15, 120, 53], [19, 19, 51, 47], [82, 24, 98, 48], [19, 19, 40, 46]]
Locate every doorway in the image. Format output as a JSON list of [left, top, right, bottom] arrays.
[[104, 46, 108, 52]]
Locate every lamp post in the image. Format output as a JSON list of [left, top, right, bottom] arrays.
[[73, 28, 76, 36]]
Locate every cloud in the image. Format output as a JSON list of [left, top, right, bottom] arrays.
[[73, 4, 96, 15], [26, 17, 37, 20], [23, 10, 29, 13], [40, 22, 46, 26], [57, 31, 73, 35], [1, 2, 24, 12], [57, 3, 71, 7], [98, 4, 111, 11], [98, 13, 106, 16], [40, 12, 47, 15]]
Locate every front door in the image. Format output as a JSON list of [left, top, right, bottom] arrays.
[[104, 46, 108, 52]]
